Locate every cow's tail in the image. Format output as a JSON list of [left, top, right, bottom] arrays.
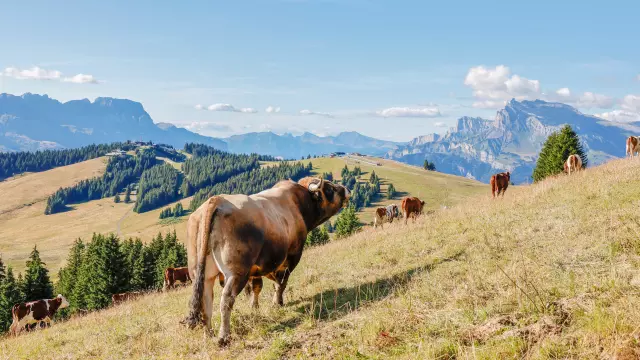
[[185, 197, 219, 328], [9, 304, 19, 336], [163, 268, 170, 292]]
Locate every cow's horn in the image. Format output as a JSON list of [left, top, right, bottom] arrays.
[[308, 177, 323, 192]]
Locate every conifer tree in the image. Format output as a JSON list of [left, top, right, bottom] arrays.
[[334, 204, 361, 238], [173, 202, 184, 217], [323, 221, 333, 233], [532, 125, 587, 182], [306, 226, 330, 246], [0, 255, 5, 284], [22, 246, 54, 301], [124, 186, 132, 203], [0, 267, 23, 332], [114, 194, 121, 203], [57, 239, 85, 314], [387, 183, 397, 199]]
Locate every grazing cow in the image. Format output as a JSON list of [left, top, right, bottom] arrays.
[[164, 266, 192, 291], [183, 177, 349, 345], [401, 197, 425, 224], [112, 291, 143, 305], [490, 172, 511, 198], [373, 204, 400, 228], [9, 294, 69, 336], [627, 136, 640, 158], [563, 154, 583, 175]]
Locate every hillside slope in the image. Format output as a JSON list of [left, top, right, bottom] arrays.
[[0, 156, 481, 274], [4, 158, 640, 359]]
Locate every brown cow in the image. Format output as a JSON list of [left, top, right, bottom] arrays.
[[183, 177, 349, 345], [627, 136, 640, 158], [9, 294, 69, 336], [164, 266, 192, 291], [563, 154, 583, 175], [401, 197, 425, 224], [490, 172, 510, 198], [112, 291, 143, 305]]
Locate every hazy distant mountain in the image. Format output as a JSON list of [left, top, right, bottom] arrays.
[[0, 93, 227, 151], [387, 99, 638, 183], [224, 131, 401, 159]]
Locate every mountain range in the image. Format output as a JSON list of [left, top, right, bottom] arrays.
[[1, 93, 636, 183], [386, 99, 638, 183]]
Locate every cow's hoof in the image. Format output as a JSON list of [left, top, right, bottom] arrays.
[[218, 336, 231, 347]]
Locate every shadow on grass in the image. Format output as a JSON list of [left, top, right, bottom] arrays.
[[292, 249, 465, 322]]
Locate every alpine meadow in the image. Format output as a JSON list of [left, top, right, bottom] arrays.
[[2, 1, 640, 359]]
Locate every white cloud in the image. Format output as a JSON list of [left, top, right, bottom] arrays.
[[595, 110, 640, 123], [575, 92, 614, 109], [62, 74, 99, 84], [265, 106, 281, 113], [434, 122, 447, 128], [472, 100, 506, 109], [464, 65, 540, 103], [184, 121, 233, 133], [556, 87, 571, 97], [194, 104, 204, 110], [3, 66, 61, 80], [299, 109, 333, 118], [375, 106, 441, 118], [2, 66, 99, 84], [621, 94, 640, 112], [205, 103, 258, 113]]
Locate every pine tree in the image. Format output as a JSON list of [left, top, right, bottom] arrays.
[[173, 202, 184, 217], [423, 159, 436, 171], [323, 221, 333, 233], [0, 267, 23, 332], [334, 204, 361, 238], [22, 246, 54, 301], [124, 186, 132, 203], [387, 183, 397, 199], [57, 239, 85, 314], [0, 255, 5, 284], [532, 125, 587, 182], [114, 194, 121, 203], [306, 226, 330, 246], [78, 233, 127, 310]]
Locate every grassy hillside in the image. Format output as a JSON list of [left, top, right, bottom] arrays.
[[305, 156, 485, 223], [4, 158, 640, 358], [0, 156, 481, 274]]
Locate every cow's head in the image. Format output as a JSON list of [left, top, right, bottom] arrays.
[[298, 177, 350, 227], [57, 294, 70, 309], [420, 201, 426, 211]]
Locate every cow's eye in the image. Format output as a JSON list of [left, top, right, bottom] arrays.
[[324, 186, 334, 201]]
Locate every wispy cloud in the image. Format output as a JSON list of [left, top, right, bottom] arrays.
[[197, 103, 258, 113], [183, 121, 233, 133], [552, 87, 615, 109], [2, 66, 100, 84], [434, 122, 448, 128], [596, 94, 640, 122], [265, 106, 281, 113], [375, 106, 442, 118], [299, 109, 333, 118]]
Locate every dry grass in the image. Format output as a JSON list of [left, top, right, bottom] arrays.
[[4, 158, 640, 359], [0, 156, 479, 274]]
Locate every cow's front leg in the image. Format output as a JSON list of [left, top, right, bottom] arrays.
[[272, 270, 291, 306]]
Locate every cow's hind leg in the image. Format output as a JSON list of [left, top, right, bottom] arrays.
[[218, 273, 249, 346], [249, 277, 263, 309]]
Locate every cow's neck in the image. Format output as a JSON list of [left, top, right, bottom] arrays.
[[295, 190, 325, 233]]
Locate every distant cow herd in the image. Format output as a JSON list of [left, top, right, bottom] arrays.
[[8, 141, 637, 342]]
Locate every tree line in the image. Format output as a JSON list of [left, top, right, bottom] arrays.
[[183, 142, 276, 161], [0, 231, 186, 332], [134, 164, 183, 213], [45, 149, 157, 214], [340, 166, 388, 210], [189, 162, 313, 210], [0, 142, 134, 180]]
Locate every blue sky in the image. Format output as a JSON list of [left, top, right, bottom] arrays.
[[1, 0, 639, 141]]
